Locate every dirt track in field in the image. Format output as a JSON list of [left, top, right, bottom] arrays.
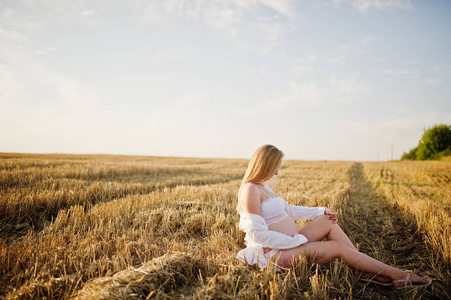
[[338, 163, 449, 300]]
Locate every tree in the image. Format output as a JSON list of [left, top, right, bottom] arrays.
[[401, 146, 418, 161], [416, 124, 451, 160]]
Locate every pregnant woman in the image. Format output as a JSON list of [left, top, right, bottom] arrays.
[[236, 144, 431, 289]]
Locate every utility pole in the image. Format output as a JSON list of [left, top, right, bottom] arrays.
[[391, 145, 393, 161]]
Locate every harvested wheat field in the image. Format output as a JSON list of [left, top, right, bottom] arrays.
[[0, 153, 450, 299]]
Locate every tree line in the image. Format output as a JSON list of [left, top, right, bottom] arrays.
[[401, 124, 451, 161]]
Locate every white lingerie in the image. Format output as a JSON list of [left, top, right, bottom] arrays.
[[236, 185, 326, 268], [258, 186, 290, 225]]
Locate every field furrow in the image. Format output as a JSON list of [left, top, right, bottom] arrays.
[[337, 163, 450, 299]]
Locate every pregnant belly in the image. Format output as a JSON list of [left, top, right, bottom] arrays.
[[263, 216, 299, 253], [268, 216, 299, 236]]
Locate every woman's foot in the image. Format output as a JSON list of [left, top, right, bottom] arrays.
[[359, 272, 393, 286], [393, 270, 432, 289]]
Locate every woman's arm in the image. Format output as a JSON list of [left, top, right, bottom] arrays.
[[283, 200, 326, 220], [284, 201, 340, 224]]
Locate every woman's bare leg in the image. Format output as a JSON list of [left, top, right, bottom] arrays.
[[297, 215, 392, 282], [298, 215, 356, 250], [273, 240, 430, 286]]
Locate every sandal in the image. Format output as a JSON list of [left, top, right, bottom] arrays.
[[393, 270, 432, 289]]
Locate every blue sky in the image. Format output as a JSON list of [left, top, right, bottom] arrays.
[[1, 0, 450, 161]]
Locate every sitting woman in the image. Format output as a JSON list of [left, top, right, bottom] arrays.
[[236, 144, 431, 289]]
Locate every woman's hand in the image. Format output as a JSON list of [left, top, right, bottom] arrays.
[[324, 208, 340, 225]]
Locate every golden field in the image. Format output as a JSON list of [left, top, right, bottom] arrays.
[[0, 153, 450, 299]]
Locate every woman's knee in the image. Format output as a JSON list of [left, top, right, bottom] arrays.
[[304, 240, 348, 264], [315, 214, 328, 221], [314, 214, 336, 230], [298, 215, 337, 240], [315, 214, 334, 225], [327, 240, 348, 259]]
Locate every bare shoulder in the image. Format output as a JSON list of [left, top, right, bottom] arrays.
[[240, 183, 262, 214], [241, 182, 260, 194]]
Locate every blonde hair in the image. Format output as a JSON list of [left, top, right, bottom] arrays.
[[236, 144, 284, 212]]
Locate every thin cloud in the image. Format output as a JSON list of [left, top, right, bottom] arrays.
[[258, 0, 296, 18], [433, 64, 451, 74], [289, 75, 371, 106], [333, 0, 413, 11], [81, 8, 96, 17], [256, 74, 372, 115], [383, 68, 421, 80], [153, 48, 195, 60], [0, 27, 31, 43], [139, 0, 294, 25], [345, 111, 449, 146], [290, 51, 373, 107], [139, 0, 294, 52], [0, 29, 99, 115], [338, 36, 375, 54], [425, 78, 445, 85], [3, 0, 294, 53], [292, 55, 321, 77]]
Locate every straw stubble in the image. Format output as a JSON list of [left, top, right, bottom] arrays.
[[0, 154, 449, 299]]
